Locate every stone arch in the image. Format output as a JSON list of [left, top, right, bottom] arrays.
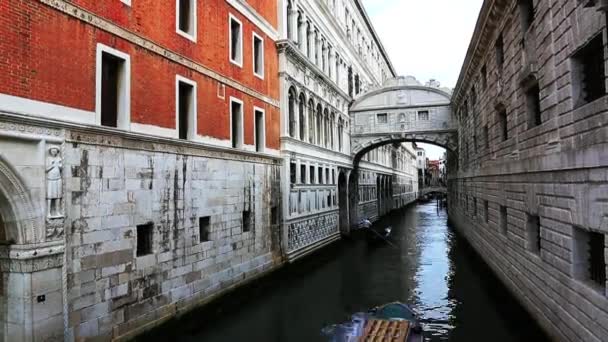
[[347, 170, 359, 228], [338, 170, 349, 234], [0, 155, 39, 244]]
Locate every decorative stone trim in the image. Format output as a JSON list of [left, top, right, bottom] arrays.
[[38, 0, 280, 108], [287, 211, 339, 252]]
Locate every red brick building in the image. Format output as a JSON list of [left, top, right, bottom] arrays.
[[0, 1, 282, 340]]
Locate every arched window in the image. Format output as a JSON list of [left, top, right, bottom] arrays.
[[323, 108, 330, 147], [288, 87, 297, 138], [338, 118, 344, 152], [316, 104, 323, 146], [348, 67, 353, 97], [308, 99, 315, 143], [299, 93, 306, 140], [330, 112, 335, 150]]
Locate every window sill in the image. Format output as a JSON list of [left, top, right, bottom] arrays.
[[176, 29, 197, 43], [230, 58, 244, 69]]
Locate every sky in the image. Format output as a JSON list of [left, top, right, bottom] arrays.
[[361, 0, 483, 159]]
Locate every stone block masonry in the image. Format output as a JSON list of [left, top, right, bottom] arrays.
[[62, 129, 282, 341], [449, 1, 608, 341]]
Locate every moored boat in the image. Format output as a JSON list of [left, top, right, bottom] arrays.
[[322, 302, 423, 342]]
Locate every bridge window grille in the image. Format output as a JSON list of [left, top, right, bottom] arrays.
[[496, 34, 505, 69], [417, 111, 429, 121], [500, 206, 508, 235], [573, 227, 606, 291], [526, 83, 542, 129], [518, 0, 535, 33], [572, 34, 606, 108], [526, 214, 541, 255], [484, 125, 490, 149], [473, 198, 477, 217], [136, 223, 153, 257], [498, 107, 508, 141], [199, 217, 210, 242], [377, 113, 388, 124]]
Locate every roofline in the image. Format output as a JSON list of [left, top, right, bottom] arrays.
[[350, 85, 452, 110], [354, 0, 398, 78], [452, 0, 494, 104]]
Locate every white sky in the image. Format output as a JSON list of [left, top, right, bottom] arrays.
[[361, 0, 484, 160]]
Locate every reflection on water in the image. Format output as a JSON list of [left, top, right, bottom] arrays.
[[140, 203, 549, 342]]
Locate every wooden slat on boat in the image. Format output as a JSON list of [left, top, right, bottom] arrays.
[[360, 319, 410, 342]]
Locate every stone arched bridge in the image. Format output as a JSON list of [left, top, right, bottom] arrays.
[[349, 77, 457, 165]]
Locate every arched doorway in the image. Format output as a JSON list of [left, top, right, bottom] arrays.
[[338, 171, 349, 234]]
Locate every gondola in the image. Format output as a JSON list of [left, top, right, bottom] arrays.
[[322, 302, 424, 342]]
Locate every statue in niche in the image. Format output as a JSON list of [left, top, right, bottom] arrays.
[[46, 146, 63, 218]]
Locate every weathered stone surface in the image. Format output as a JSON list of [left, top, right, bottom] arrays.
[[449, 1, 608, 341]]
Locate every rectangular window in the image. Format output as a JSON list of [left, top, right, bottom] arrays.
[[290, 162, 297, 184], [230, 98, 244, 148], [473, 197, 477, 217], [229, 14, 243, 67], [300, 164, 307, 184], [199, 217, 210, 242], [484, 200, 489, 223], [177, 77, 196, 140], [98, 45, 130, 129], [325, 169, 330, 185], [483, 125, 489, 149], [526, 214, 541, 254], [318, 168, 323, 184], [176, 0, 196, 41], [271, 206, 279, 226], [573, 227, 606, 291], [310, 166, 315, 184], [136, 223, 153, 257], [377, 113, 388, 124], [518, 0, 535, 33], [500, 205, 508, 235], [572, 35, 606, 108], [526, 83, 542, 129], [418, 111, 429, 121], [254, 108, 265, 152], [496, 34, 505, 69], [253, 33, 265, 79], [498, 107, 508, 141], [242, 210, 251, 232]]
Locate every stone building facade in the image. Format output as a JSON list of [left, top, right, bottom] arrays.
[[277, 0, 416, 260], [0, 0, 282, 340], [449, 1, 608, 341]]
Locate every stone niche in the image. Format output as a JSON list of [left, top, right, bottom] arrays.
[[0, 118, 66, 341]]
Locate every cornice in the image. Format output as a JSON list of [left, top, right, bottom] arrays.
[[225, 0, 279, 40], [353, 0, 397, 77]]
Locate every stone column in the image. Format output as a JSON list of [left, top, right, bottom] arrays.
[[288, 4, 298, 42], [298, 13, 307, 53], [315, 32, 321, 67], [307, 23, 314, 59], [328, 48, 335, 81]]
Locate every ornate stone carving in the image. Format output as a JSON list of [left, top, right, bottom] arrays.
[[287, 212, 339, 252], [46, 146, 63, 219]]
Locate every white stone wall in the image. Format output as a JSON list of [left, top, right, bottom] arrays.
[[450, 1, 608, 341]]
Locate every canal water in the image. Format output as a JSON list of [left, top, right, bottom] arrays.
[[140, 202, 550, 342]]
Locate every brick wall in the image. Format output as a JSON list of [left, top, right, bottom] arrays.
[[0, 0, 280, 149]]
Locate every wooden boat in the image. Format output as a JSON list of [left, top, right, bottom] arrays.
[[322, 302, 423, 342], [366, 225, 392, 242]]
